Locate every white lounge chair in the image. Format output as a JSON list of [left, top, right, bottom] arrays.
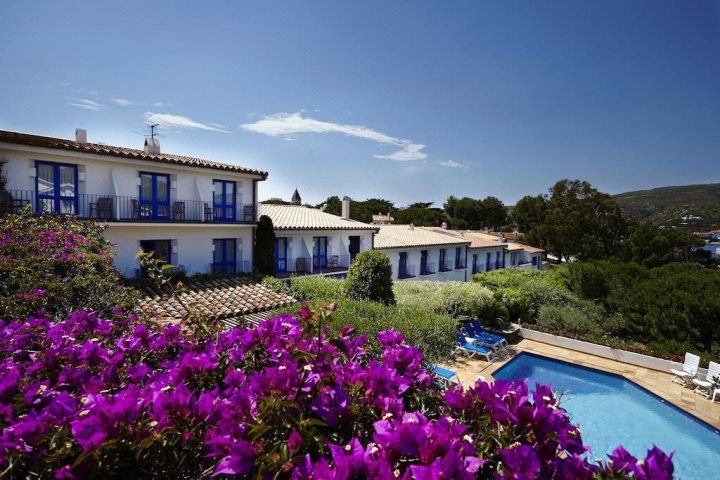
[[670, 352, 700, 386], [711, 387, 720, 403], [692, 361, 720, 397]]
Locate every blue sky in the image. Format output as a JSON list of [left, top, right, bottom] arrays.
[[1, 1, 719, 206]]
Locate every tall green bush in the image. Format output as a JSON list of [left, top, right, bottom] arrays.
[[346, 250, 395, 305], [254, 215, 276, 275]]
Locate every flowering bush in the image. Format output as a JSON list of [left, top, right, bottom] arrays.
[[0, 213, 137, 320], [0, 303, 673, 478]]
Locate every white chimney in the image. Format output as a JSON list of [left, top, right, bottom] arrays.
[[341, 196, 351, 220], [75, 128, 87, 143], [144, 137, 161, 155], [441, 222, 448, 229]]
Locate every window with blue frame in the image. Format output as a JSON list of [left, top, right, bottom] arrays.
[[486, 252, 492, 271], [213, 180, 236, 222], [532, 256, 538, 267], [36, 161, 78, 214], [275, 237, 288, 273], [472, 254, 478, 273], [313, 236, 328, 270], [420, 250, 431, 275], [139, 240, 171, 277], [439, 249, 448, 271], [399, 252, 408, 278], [495, 251, 501, 269], [139, 172, 170, 220], [212, 239, 236, 275], [455, 247, 464, 268]]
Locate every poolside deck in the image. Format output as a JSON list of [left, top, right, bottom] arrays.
[[440, 339, 720, 429]]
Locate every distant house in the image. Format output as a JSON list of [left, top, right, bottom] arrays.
[[703, 242, 720, 260], [424, 228, 507, 275], [0, 128, 267, 277], [371, 213, 394, 225], [259, 198, 376, 277], [373, 225, 470, 282]]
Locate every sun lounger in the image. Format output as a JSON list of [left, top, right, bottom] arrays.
[[470, 319, 509, 349], [691, 361, 720, 397], [463, 322, 505, 352], [670, 352, 701, 386], [430, 364, 461, 387], [455, 332, 494, 362]]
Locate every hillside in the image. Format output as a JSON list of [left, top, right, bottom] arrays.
[[614, 183, 720, 229]]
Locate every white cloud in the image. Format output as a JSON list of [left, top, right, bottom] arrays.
[[67, 97, 104, 111], [440, 160, 470, 169], [240, 111, 427, 161], [144, 112, 229, 133], [110, 97, 133, 107], [152, 101, 164, 107]]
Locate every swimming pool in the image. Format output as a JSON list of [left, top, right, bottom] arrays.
[[493, 353, 720, 480]]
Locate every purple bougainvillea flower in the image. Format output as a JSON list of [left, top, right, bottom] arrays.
[[212, 439, 255, 476], [500, 444, 540, 480]]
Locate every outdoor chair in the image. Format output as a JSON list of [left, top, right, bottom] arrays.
[[670, 352, 701, 386], [692, 361, 720, 398], [327, 255, 339, 268], [172, 201, 185, 220], [430, 364, 461, 387], [455, 332, 494, 362], [463, 322, 505, 352], [243, 205, 255, 222], [89, 197, 113, 220], [470, 319, 509, 349], [204, 203, 213, 221], [296, 257, 309, 274]]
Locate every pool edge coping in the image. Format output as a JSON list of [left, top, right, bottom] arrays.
[[489, 349, 720, 434]]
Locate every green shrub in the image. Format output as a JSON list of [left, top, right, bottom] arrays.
[[473, 269, 578, 322], [254, 215, 276, 275], [393, 281, 504, 322], [330, 298, 456, 361], [346, 250, 395, 305], [536, 305, 603, 336], [0, 213, 138, 320]]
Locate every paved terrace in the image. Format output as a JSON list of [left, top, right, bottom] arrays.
[[439, 339, 720, 429]]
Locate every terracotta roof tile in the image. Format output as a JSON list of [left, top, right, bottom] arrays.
[[138, 277, 294, 322], [259, 204, 377, 230], [0, 129, 268, 177]]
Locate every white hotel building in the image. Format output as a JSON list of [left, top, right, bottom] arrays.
[[0, 128, 267, 277], [374, 224, 471, 282]]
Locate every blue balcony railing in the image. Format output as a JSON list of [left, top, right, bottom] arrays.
[[7, 190, 256, 224]]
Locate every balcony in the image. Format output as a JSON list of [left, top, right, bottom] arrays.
[[420, 262, 436, 276], [398, 265, 417, 279], [8, 190, 256, 224], [438, 260, 453, 272], [210, 260, 252, 275], [276, 255, 351, 278]]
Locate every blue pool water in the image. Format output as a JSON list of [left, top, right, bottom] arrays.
[[493, 353, 720, 480]]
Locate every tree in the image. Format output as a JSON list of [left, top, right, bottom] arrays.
[[480, 196, 508, 229], [621, 220, 705, 268], [346, 250, 395, 305], [531, 179, 628, 262], [511, 194, 547, 233], [254, 215, 276, 275], [0, 159, 13, 214]]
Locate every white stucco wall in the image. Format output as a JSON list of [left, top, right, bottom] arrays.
[[0, 143, 259, 216], [1, 142, 264, 278], [273, 230, 374, 273], [104, 225, 254, 277], [378, 246, 469, 282], [469, 246, 506, 274]]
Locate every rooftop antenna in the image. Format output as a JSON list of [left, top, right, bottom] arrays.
[[149, 123, 159, 140]]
